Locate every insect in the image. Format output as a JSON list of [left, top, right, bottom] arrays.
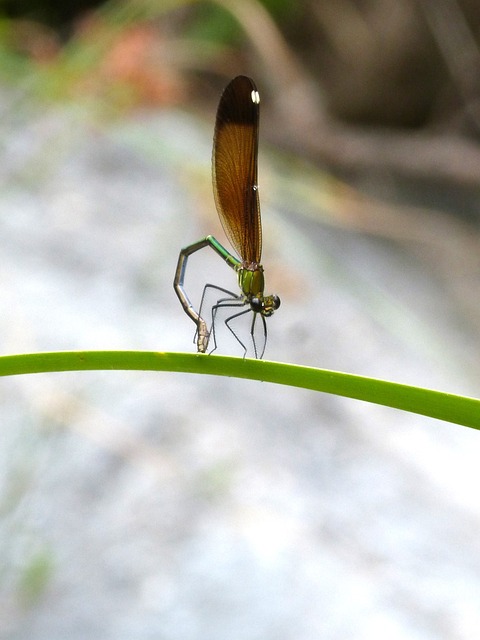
[[174, 75, 280, 358]]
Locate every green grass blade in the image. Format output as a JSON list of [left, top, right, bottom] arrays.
[[0, 350, 478, 430]]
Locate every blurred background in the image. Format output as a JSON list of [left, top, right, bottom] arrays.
[[2, 1, 480, 638]]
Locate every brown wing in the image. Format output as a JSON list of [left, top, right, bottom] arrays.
[[212, 75, 262, 265]]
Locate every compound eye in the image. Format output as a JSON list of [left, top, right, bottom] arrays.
[[250, 297, 263, 312], [272, 295, 281, 310]]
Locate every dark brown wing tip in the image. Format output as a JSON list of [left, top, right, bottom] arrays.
[[217, 76, 260, 125]]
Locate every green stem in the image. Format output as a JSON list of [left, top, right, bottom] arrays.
[[0, 350, 478, 430]]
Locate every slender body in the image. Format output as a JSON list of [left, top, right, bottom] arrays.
[[174, 76, 280, 358]]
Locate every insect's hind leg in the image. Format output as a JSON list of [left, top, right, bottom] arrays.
[[212, 301, 253, 357], [198, 284, 242, 354]]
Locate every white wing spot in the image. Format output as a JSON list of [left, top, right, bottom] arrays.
[[251, 90, 260, 104]]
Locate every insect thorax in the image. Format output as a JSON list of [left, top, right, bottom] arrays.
[[236, 263, 264, 298]]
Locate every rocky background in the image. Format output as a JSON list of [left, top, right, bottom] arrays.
[[1, 2, 480, 639]]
